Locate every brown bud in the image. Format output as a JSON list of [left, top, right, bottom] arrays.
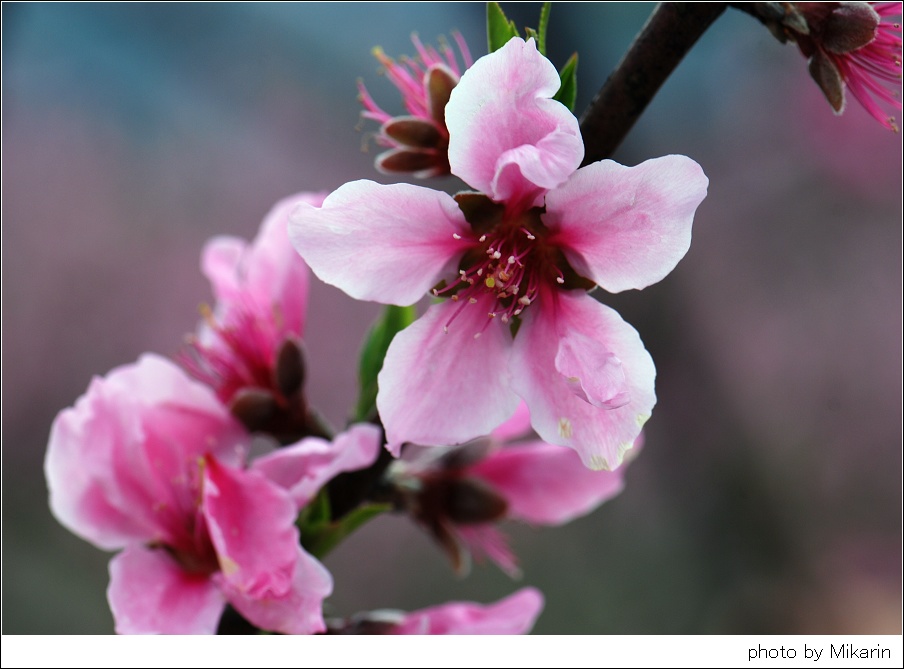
[[426, 65, 458, 126], [229, 388, 279, 432], [443, 478, 509, 525], [808, 50, 846, 112], [383, 117, 444, 149], [822, 2, 880, 54], [274, 337, 305, 398], [377, 148, 444, 176]]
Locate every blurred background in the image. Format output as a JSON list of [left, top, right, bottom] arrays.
[[3, 3, 900, 634]]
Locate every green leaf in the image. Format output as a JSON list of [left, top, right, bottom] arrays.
[[487, 2, 519, 53], [301, 503, 392, 559], [354, 304, 416, 422], [553, 52, 578, 112], [537, 2, 551, 56]]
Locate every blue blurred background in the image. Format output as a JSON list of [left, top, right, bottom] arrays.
[[3, 3, 901, 634]]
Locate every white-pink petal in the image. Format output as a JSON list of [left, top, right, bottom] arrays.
[[545, 155, 708, 293], [510, 292, 655, 470], [469, 441, 625, 525], [252, 423, 383, 509], [45, 354, 246, 551], [554, 329, 630, 408], [393, 587, 544, 635], [202, 457, 298, 600], [108, 545, 225, 635], [489, 401, 532, 443], [200, 192, 322, 346], [288, 180, 469, 305], [446, 37, 583, 201], [219, 545, 332, 635], [377, 297, 520, 455]]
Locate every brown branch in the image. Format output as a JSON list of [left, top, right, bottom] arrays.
[[579, 2, 727, 164]]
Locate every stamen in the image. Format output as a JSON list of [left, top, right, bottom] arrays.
[[452, 233, 461, 240], [478, 235, 487, 242], [468, 297, 477, 304]]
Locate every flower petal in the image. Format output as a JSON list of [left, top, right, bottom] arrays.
[[489, 401, 532, 442], [545, 156, 708, 293], [202, 457, 298, 600], [510, 292, 655, 470], [377, 297, 520, 455], [202, 192, 322, 340], [554, 329, 630, 408], [288, 180, 469, 305], [252, 423, 383, 509], [446, 37, 583, 202], [392, 587, 544, 634], [470, 441, 626, 525], [108, 545, 225, 634], [45, 354, 246, 551], [219, 545, 332, 635]]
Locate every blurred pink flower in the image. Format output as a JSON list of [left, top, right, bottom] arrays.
[[291, 37, 708, 470], [358, 33, 473, 177], [179, 192, 327, 441], [45, 354, 332, 634], [792, 2, 902, 130], [327, 586, 544, 634], [387, 404, 636, 576]]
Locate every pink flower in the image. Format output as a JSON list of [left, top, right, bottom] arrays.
[[290, 37, 708, 470], [326, 587, 544, 634], [358, 33, 473, 177], [387, 404, 636, 576], [45, 354, 332, 634], [179, 192, 326, 441], [791, 2, 903, 130]]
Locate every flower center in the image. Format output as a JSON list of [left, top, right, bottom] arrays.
[[433, 194, 592, 336]]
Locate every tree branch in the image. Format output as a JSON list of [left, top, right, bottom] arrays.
[[579, 2, 727, 164]]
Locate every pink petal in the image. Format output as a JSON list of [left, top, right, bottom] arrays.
[[393, 587, 544, 634], [45, 354, 246, 551], [108, 545, 225, 634], [469, 441, 625, 525], [288, 180, 469, 305], [446, 37, 583, 203], [554, 329, 630, 408], [202, 457, 298, 600], [219, 545, 332, 635], [489, 401, 532, 442], [377, 297, 520, 455], [510, 292, 655, 470], [545, 155, 708, 293], [252, 424, 383, 509], [200, 236, 245, 305]]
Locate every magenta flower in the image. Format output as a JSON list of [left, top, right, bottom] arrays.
[[290, 37, 708, 470], [179, 192, 326, 440], [326, 587, 544, 634], [45, 354, 332, 634], [791, 2, 903, 130], [387, 404, 635, 576], [358, 33, 473, 177]]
